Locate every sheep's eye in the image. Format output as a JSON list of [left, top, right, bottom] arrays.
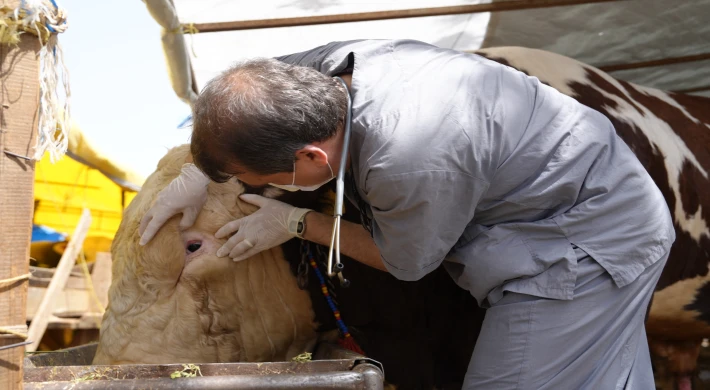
[[186, 242, 202, 253]]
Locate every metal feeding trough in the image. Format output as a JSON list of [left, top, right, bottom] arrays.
[[23, 342, 385, 389]]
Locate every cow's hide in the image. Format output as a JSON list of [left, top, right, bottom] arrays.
[[475, 46, 710, 388], [93, 145, 318, 365]]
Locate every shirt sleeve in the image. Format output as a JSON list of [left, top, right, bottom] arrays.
[[365, 170, 489, 281]]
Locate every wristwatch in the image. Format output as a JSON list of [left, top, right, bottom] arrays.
[[299, 210, 312, 239], [288, 210, 311, 239]]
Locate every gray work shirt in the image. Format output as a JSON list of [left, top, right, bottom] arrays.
[[275, 39, 675, 307]]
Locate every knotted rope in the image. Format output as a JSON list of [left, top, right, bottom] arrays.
[[0, 273, 31, 340], [1, 0, 71, 163], [0, 326, 28, 339]]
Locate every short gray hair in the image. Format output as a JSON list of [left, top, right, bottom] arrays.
[[190, 57, 348, 182]]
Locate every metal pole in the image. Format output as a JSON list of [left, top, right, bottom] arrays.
[[23, 370, 385, 390]]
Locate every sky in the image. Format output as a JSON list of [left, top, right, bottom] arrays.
[[57, 0, 193, 180]]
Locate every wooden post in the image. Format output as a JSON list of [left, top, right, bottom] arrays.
[[0, 0, 41, 386], [26, 208, 91, 352]]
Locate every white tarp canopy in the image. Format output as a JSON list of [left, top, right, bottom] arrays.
[[143, 0, 710, 106]]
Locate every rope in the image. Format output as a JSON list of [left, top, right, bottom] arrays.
[[180, 23, 198, 58], [0, 273, 32, 340], [0, 326, 28, 339], [302, 241, 365, 356], [0, 0, 71, 163], [0, 272, 31, 288], [181, 23, 199, 34]]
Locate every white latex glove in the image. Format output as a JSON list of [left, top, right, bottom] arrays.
[[139, 163, 210, 246], [215, 194, 311, 262]]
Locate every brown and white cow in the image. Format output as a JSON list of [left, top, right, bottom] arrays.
[[475, 46, 710, 390]]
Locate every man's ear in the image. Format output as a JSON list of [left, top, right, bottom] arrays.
[[295, 145, 329, 166]]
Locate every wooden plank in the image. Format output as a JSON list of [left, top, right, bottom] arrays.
[[46, 314, 102, 330], [0, 0, 41, 386], [29, 264, 93, 290], [29, 273, 88, 289], [26, 209, 92, 352], [26, 287, 93, 321], [29, 265, 89, 280], [25, 253, 111, 326], [90, 252, 111, 310]]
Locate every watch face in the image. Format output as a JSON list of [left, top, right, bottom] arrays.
[[297, 221, 304, 234]]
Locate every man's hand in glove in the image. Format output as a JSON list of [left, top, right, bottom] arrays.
[[139, 163, 210, 245], [215, 194, 311, 262]]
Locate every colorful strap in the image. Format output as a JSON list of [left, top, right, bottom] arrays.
[[302, 241, 365, 355]]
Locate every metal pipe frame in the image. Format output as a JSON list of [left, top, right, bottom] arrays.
[[23, 365, 384, 390]]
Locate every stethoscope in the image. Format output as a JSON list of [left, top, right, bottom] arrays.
[[327, 76, 352, 288]]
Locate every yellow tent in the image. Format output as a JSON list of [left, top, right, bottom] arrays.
[[31, 121, 145, 267]]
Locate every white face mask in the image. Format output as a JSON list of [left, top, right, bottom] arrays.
[[270, 161, 334, 192]]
